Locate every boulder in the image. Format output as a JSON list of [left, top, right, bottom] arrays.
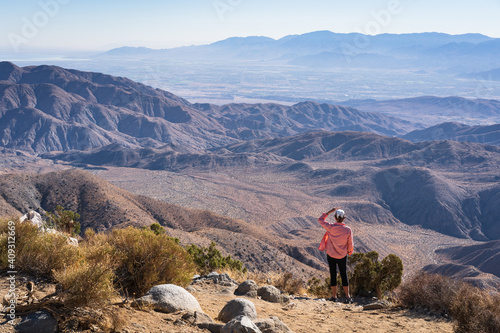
[[218, 298, 257, 323], [16, 310, 58, 333], [235, 280, 258, 297], [254, 317, 294, 333], [133, 284, 202, 313], [221, 315, 262, 333], [257, 285, 288, 303]]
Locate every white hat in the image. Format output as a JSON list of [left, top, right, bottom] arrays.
[[334, 209, 345, 218]]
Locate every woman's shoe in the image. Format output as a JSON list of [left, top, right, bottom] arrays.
[[327, 297, 338, 302], [344, 297, 353, 304]]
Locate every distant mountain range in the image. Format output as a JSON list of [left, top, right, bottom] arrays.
[[0, 61, 416, 153], [460, 67, 500, 81], [99, 31, 500, 73]]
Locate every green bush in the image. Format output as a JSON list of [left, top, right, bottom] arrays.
[[187, 241, 247, 275], [307, 276, 331, 298], [46, 205, 81, 236], [348, 251, 403, 298], [149, 222, 165, 235]]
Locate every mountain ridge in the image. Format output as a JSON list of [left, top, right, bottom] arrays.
[[0, 61, 416, 153]]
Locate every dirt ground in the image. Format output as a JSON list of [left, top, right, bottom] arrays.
[[0, 273, 453, 333]]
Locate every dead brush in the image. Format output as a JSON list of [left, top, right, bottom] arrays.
[[0, 221, 80, 276], [398, 272, 500, 333], [246, 270, 305, 295]]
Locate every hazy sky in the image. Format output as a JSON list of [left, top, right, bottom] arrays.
[[1, 0, 499, 54]]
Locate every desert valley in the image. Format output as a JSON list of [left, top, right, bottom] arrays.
[[1, 16, 500, 332]]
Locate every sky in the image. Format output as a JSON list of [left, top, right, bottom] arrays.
[[1, 0, 499, 54]]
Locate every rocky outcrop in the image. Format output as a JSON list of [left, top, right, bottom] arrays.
[[19, 210, 78, 245]]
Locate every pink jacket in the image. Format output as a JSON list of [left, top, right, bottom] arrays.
[[318, 213, 354, 259]]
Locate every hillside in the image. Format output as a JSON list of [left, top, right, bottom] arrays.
[[402, 122, 500, 146], [0, 168, 322, 277], [0, 62, 413, 153], [423, 240, 500, 290], [43, 130, 500, 243]]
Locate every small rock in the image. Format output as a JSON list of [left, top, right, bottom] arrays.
[[197, 322, 225, 333], [182, 310, 214, 324], [221, 315, 261, 333], [15, 310, 58, 333], [363, 300, 391, 311]]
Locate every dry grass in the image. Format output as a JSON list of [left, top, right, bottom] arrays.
[[398, 272, 500, 333], [246, 270, 306, 295], [398, 272, 457, 316], [0, 220, 81, 276], [0, 220, 196, 309]]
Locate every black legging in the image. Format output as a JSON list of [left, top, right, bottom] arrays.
[[327, 255, 349, 286]]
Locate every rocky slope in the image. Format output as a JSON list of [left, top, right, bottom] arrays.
[[402, 122, 500, 146], [423, 240, 500, 290], [0, 169, 318, 276]]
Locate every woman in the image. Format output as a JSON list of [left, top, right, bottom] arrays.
[[318, 207, 354, 303]]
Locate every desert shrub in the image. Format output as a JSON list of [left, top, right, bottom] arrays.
[[398, 272, 458, 315], [46, 205, 81, 236], [54, 257, 116, 307], [399, 272, 500, 333], [275, 272, 305, 295], [187, 241, 247, 275], [450, 283, 500, 333], [0, 220, 81, 276], [348, 251, 403, 298], [108, 227, 195, 296], [307, 276, 331, 298], [55, 238, 118, 307]]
